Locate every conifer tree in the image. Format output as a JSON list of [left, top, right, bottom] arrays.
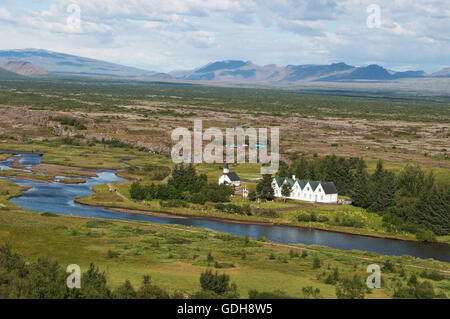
[[281, 182, 293, 202], [294, 157, 310, 180], [351, 159, 370, 208], [256, 174, 275, 201]]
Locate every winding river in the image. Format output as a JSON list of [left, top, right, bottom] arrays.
[[1, 153, 449, 262]]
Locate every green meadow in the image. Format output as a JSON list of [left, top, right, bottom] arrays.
[[0, 179, 448, 299]]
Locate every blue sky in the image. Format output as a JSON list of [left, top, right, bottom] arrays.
[[0, 0, 448, 73]]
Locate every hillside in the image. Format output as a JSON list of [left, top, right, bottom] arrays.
[[0, 61, 50, 76], [0, 67, 26, 80], [432, 67, 450, 78], [0, 49, 170, 79]]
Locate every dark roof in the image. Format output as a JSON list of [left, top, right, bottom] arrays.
[[321, 182, 337, 194], [295, 179, 308, 189], [309, 181, 320, 191], [274, 177, 285, 187], [285, 178, 295, 186], [225, 172, 240, 181]]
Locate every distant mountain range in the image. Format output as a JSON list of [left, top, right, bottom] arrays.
[[0, 49, 448, 83], [0, 49, 168, 79], [175, 60, 437, 82]]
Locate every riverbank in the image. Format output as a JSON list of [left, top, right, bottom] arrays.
[[75, 183, 448, 244], [83, 201, 450, 244], [0, 153, 12, 161]]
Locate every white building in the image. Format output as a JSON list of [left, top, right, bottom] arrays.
[[272, 175, 338, 203], [218, 164, 241, 187]]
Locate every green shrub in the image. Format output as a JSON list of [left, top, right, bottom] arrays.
[[160, 199, 189, 208], [313, 257, 322, 269], [41, 212, 59, 217], [107, 250, 120, 259], [416, 229, 436, 242], [257, 209, 278, 218], [298, 213, 311, 222], [249, 289, 293, 299]]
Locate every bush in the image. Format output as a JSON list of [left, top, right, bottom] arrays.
[[199, 269, 231, 295], [383, 260, 396, 272], [297, 213, 311, 222], [416, 229, 436, 242], [336, 275, 366, 299], [136, 275, 170, 299], [249, 289, 293, 299], [107, 250, 120, 259], [420, 270, 444, 281], [313, 257, 322, 269], [340, 215, 364, 228], [41, 212, 59, 217], [113, 280, 136, 299], [301, 286, 322, 299], [257, 209, 278, 218], [394, 281, 436, 299], [159, 199, 189, 208], [214, 261, 235, 269]]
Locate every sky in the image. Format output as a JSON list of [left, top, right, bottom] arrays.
[[0, 0, 449, 73]]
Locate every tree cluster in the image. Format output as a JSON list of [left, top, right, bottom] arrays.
[[130, 164, 234, 205], [280, 155, 449, 237]]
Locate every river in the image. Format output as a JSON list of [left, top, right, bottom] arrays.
[[1, 153, 449, 262]]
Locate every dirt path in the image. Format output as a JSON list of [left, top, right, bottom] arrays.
[[107, 183, 130, 202]]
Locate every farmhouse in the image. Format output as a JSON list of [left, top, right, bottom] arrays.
[[272, 175, 338, 203], [218, 164, 241, 186]]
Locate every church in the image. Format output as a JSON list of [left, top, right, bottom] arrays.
[[218, 164, 241, 186], [272, 175, 338, 203]]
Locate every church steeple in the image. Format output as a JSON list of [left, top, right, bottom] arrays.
[[223, 164, 229, 174]]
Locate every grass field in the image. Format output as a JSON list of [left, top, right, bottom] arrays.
[[0, 179, 448, 299]]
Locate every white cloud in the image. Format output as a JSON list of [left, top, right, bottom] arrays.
[[0, 0, 448, 72], [0, 7, 13, 21]]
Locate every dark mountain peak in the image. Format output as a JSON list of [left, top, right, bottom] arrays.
[[363, 64, 387, 71], [346, 64, 391, 80], [331, 62, 350, 67]]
